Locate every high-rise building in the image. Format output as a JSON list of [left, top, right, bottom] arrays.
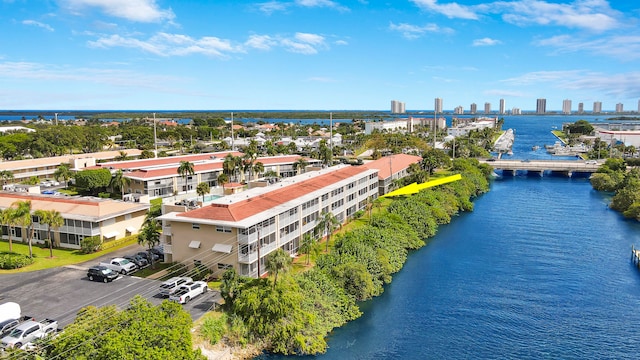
[[578, 102, 584, 114], [536, 99, 547, 114], [454, 106, 464, 114], [562, 99, 572, 115], [470, 103, 477, 114], [391, 100, 405, 114], [638, 99, 640, 113], [499, 99, 506, 115], [616, 103, 624, 113], [484, 102, 491, 114], [593, 101, 602, 113], [434, 98, 443, 113], [512, 107, 521, 115]]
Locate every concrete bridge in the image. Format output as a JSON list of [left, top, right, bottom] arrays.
[[479, 159, 602, 177]]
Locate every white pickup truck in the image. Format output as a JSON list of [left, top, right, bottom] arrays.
[[169, 281, 208, 304], [99, 257, 137, 275], [1, 319, 58, 349]]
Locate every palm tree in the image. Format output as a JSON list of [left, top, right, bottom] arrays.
[[316, 211, 341, 253], [177, 161, 195, 192], [265, 248, 292, 287], [217, 173, 229, 191], [138, 209, 162, 268], [293, 157, 309, 175], [12, 200, 34, 258], [242, 153, 256, 182], [223, 153, 237, 182], [300, 232, 316, 265], [196, 182, 210, 202], [0, 170, 14, 185], [35, 209, 63, 258], [110, 169, 131, 199], [252, 161, 264, 181], [115, 150, 129, 161], [54, 163, 73, 188], [0, 208, 16, 252]]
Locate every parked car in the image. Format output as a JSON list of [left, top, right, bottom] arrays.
[[137, 251, 160, 263], [0, 316, 35, 338], [585, 160, 598, 165], [169, 281, 208, 304], [159, 276, 193, 297], [99, 257, 137, 275], [123, 255, 148, 269], [1, 319, 58, 349], [87, 265, 120, 283]]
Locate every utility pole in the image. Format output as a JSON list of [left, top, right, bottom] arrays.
[[231, 112, 235, 151], [153, 113, 158, 158]]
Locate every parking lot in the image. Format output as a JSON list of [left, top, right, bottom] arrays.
[[0, 253, 219, 329]]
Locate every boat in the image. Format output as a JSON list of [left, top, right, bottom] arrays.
[[532, 145, 540, 151]]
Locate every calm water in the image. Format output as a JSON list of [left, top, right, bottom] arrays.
[[261, 115, 640, 359]]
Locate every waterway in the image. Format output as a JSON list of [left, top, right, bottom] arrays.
[[261, 115, 640, 359]]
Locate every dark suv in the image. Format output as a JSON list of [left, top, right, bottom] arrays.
[[87, 265, 119, 283]]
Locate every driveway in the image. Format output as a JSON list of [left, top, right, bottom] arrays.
[[0, 244, 220, 329]]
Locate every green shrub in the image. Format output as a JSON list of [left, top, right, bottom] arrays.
[[200, 314, 227, 345], [80, 236, 102, 254], [98, 192, 111, 198], [0, 251, 35, 269]]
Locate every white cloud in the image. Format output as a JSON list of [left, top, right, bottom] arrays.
[[389, 22, 454, 39], [88, 33, 243, 58], [411, 0, 478, 19], [256, 0, 349, 14], [306, 76, 338, 82], [472, 37, 501, 46], [0, 61, 182, 89], [256, 1, 290, 15], [245, 34, 278, 50], [410, 0, 622, 32], [22, 20, 54, 32], [502, 69, 640, 99], [501, 70, 585, 85], [59, 0, 175, 23], [88, 31, 332, 56], [536, 34, 640, 60], [295, 0, 349, 12]]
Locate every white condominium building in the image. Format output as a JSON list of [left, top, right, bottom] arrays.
[[158, 165, 379, 278]]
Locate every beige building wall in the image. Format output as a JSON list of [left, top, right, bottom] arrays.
[[167, 221, 238, 278]]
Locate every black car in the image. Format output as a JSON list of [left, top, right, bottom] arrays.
[[87, 265, 119, 283], [137, 250, 161, 262], [123, 254, 149, 269]]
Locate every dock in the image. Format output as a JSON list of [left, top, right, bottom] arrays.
[[632, 245, 640, 267]]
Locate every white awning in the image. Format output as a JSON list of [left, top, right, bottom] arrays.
[[188, 240, 201, 249], [125, 227, 136, 233], [212, 243, 232, 254], [103, 231, 118, 239]]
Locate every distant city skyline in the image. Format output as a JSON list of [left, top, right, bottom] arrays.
[[1, 1, 639, 111]]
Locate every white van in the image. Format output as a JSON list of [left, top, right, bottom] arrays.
[[0, 302, 21, 324]]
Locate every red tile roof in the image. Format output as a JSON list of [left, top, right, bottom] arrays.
[[360, 154, 422, 179], [93, 151, 243, 170], [125, 155, 307, 180], [178, 166, 373, 223]]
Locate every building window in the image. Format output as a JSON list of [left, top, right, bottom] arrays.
[[216, 226, 232, 233], [192, 223, 200, 230], [217, 263, 232, 270]]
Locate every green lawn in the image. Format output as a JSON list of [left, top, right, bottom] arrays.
[[0, 238, 138, 273]]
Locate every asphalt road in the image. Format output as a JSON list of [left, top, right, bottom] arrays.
[[0, 244, 219, 329]]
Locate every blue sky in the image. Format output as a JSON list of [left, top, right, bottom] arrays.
[[1, 0, 639, 111]]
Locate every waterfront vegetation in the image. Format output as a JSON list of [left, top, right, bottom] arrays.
[[209, 158, 491, 356], [590, 158, 640, 219]]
